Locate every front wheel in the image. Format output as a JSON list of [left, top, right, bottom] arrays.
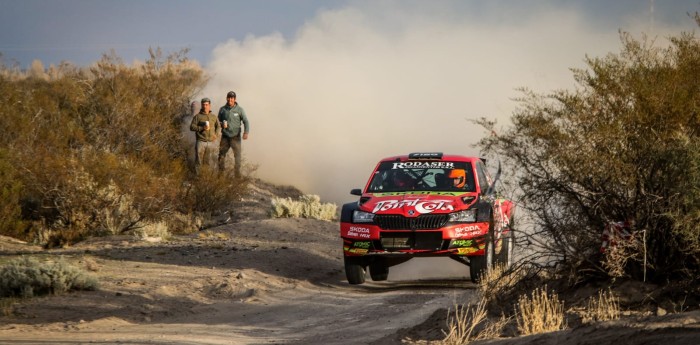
[[344, 256, 367, 285], [470, 234, 495, 284], [369, 261, 389, 281]]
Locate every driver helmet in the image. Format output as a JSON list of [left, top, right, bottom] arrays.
[[448, 169, 466, 188], [392, 170, 412, 188]]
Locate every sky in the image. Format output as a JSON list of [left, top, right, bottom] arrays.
[[2, 0, 699, 204]]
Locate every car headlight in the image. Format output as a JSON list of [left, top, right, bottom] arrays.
[[353, 210, 375, 223], [448, 209, 477, 223]]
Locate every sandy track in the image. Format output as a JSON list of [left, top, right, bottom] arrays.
[[0, 217, 476, 345]]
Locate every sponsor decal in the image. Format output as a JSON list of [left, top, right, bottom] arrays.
[[458, 247, 478, 255], [347, 226, 371, 239], [452, 239, 473, 247], [372, 199, 454, 214], [349, 248, 368, 254], [353, 241, 371, 249], [392, 162, 455, 169], [454, 225, 483, 237], [373, 191, 467, 197]]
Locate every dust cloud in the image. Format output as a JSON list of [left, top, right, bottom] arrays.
[[202, 1, 687, 204]]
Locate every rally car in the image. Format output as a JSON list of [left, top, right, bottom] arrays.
[[339, 153, 515, 284]]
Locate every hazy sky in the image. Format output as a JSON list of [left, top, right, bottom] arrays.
[[2, 1, 699, 203]]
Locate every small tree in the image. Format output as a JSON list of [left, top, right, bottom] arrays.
[[476, 15, 700, 283]]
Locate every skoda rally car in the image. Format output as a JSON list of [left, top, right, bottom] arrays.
[[340, 153, 515, 284]]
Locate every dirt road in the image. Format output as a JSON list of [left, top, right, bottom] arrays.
[[0, 217, 476, 344]]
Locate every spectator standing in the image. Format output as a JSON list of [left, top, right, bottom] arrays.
[[190, 97, 220, 174], [218, 91, 250, 177]]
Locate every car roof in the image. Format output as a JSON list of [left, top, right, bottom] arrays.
[[377, 152, 483, 163]]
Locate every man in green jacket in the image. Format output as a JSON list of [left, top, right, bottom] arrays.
[[218, 91, 250, 177], [190, 97, 220, 174]]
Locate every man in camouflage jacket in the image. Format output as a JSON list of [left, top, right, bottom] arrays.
[[190, 97, 220, 173]]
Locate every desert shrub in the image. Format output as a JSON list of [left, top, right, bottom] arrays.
[[0, 257, 98, 298], [0, 297, 18, 316], [581, 289, 620, 324], [180, 167, 250, 215], [18, 153, 153, 246], [0, 48, 240, 246], [131, 221, 171, 240], [0, 149, 25, 238], [476, 16, 700, 282], [162, 212, 203, 235], [515, 286, 566, 335], [270, 194, 337, 221]]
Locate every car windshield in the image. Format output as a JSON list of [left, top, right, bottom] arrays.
[[366, 161, 476, 193]]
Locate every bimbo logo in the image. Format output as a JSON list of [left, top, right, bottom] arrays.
[[372, 199, 454, 214]]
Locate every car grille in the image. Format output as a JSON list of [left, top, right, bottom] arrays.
[[374, 214, 449, 230], [380, 231, 443, 251]]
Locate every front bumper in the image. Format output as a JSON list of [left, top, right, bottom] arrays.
[[340, 221, 490, 257]]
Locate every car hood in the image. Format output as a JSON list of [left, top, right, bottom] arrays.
[[360, 191, 476, 216]]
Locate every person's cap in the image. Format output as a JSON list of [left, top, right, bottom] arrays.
[[226, 91, 236, 98], [201, 97, 211, 104]]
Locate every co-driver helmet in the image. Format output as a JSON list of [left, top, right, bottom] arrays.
[[448, 169, 466, 188]]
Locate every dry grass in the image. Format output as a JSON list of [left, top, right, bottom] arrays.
[[477, 263, 527, 302], [515, 286, 566, 335], [0, 297, 17, 316], [197, 230, 231, 241], [581, 289, 620, 324], [270, 194, 337, 221], [82, 257, 101, 272], [602, 230, 644, 278], [442, 299, 489, 344], [427, 264, 527, 344]]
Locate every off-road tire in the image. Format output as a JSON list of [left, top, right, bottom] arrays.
[[344, 256, 366, 285], [497, 216, 515, 268], [369, 261, 389, 281], [470, 219, 495, 283]]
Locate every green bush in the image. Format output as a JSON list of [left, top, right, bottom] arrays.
[[0, 257, 98, 298], [270, 194, 337, 221]]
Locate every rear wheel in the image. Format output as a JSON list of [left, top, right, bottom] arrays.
[[369, 261, 389, 281], [496, 234, 513, 267], [344, 256, 367, 285], [497, 216, 515, 268]]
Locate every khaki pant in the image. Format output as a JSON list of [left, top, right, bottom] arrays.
[[218, 134, 242, 177], [195, 140, 217, 174]]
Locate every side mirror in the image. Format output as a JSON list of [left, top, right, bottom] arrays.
[[350, 188, 362, 196]]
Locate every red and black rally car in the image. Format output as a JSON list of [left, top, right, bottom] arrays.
[[340, 153, 515, 284]]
